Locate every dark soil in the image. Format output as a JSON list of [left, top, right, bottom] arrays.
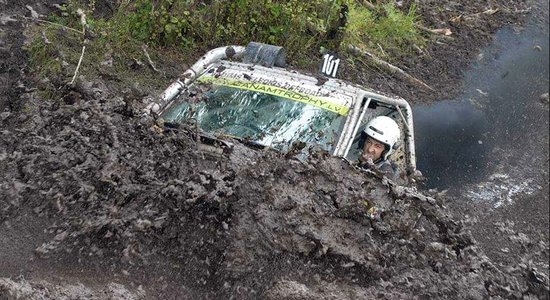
[[342, 0, 536, 105], [1, 0, 548, 299]]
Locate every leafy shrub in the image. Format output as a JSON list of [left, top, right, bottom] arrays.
[[343, 2, 425, 59], [32, 0, 425, 77], [119, 0, 342, 61]]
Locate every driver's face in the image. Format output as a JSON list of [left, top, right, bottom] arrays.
[[360, 137, 385, 163]]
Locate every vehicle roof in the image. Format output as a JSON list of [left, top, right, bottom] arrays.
[[203, 60, 366, 113]]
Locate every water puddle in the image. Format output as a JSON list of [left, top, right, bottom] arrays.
[[414, 99, 490, 189], [414, 1, 549, 205], [465, 173, 539, 208]]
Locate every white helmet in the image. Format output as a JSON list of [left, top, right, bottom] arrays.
[[363, 116, 401, 161]]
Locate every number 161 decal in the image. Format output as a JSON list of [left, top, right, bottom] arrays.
[[320, 53, 341, 78]]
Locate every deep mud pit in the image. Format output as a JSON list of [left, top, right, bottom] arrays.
[[1, 0, 549, 299]]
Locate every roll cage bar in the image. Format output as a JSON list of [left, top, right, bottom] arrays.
[[148, 43, 416, 173]]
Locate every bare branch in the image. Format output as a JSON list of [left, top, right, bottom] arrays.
[[142, 44, 162, 74], [416, 24, 453, 36], [348, 45, 435, 92], [70, 46, 86, 85], [70, 9, 88, 86]]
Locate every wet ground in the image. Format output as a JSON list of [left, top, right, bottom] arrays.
[[415, 0, 549, 191], [1, 0, 549, 299], [414, 1, 549, 290]]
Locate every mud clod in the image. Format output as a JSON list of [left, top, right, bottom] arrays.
[[0, 278, 145, 300]]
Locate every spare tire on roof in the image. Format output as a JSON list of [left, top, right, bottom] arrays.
[[243, 42, 286, 68]]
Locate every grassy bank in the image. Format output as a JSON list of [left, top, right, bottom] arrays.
[[27, 0, 425, 95]]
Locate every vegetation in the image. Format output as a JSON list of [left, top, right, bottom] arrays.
[[344, 2, 424, 58], [27, 0, 426, 94]]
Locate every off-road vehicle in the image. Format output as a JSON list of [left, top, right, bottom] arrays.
[[146, 42, 417, 177]]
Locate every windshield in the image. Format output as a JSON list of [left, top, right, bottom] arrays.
[[162, 84, 345, 153]]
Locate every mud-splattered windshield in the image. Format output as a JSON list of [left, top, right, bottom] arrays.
[[162, 85, 345, 152]]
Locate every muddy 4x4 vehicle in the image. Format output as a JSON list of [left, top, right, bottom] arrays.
[[146, 42, 417, 179]]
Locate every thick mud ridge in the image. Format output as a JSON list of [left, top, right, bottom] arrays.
[[0, 79, 548, 299]]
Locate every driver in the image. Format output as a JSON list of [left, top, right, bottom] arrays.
[[358, 116, 401, 182]]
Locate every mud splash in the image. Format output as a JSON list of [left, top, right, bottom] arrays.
[[1, 78, 548, 299]]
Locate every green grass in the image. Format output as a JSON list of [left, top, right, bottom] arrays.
[[343, 2, 425, 60], [26, 0, 426, 94]]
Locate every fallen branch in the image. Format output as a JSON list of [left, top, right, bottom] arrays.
[[512, 8, 532, 14], [361, 0, 376, 10], [413, 44, 428, 57], [416, 24, 453, 36], [70, 45, 86, 85], [450, 8, 501, 24], [70, 9, 88, 85], [376, 43, 387, 57], [478, 8, 500, 16], [348, 45, 434, 92], [142, 44, 162, 74]]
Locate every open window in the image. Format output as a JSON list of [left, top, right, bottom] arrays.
[[342, 97, 416, 175]]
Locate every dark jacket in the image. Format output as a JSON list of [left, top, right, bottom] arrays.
[[359, 159, 401, 183], [375, 160, 400, 183]]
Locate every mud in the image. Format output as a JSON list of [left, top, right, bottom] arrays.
[[341, 0, 535, 104], [0, 77, 547, 298], [1, 0, 549, 299], [0, 278, 145, 300]]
